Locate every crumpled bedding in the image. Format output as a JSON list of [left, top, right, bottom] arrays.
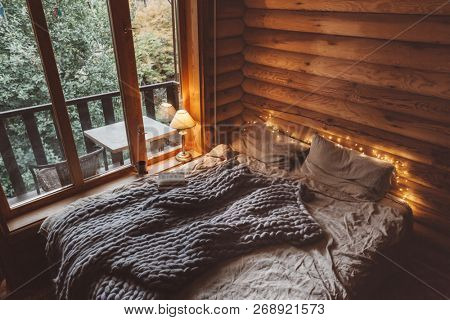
[[41, 144, 412, 300]]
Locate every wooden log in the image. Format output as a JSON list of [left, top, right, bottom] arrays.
[[243, 63, 450, 124], [241, 93, 450, 170], [22, 112, 48, 165], [244, 0, 450, 15], [245, 10, 450, 45], [216, 101, 244, 122], [76, 101, 96, 153], [216, 54, 244, 75], [242, 79, 450, 148], [0, 119, 26, 196], [216, 71, 244, 91], [244, 28, 450, 72], [216, 19, 245, 39], [217, 0, 245, 19], [216, 37, 245, 57], [216, 86, 244, 107], [244, 46, 450, 100]]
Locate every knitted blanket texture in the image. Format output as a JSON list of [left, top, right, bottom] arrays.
[[46, 162, 323, 299]]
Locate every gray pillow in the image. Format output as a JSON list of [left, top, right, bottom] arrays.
[[232, 124, 309, 171], [301, 134, 394, 201]]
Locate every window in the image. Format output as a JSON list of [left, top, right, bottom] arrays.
[[0, 0, 185, 223]]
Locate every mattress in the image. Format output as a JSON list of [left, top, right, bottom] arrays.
[[41, 145, 412, 300]]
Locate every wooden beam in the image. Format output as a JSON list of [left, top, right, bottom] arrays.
[[178, 0, 207, 151], [216, 71, 244, 91], [244, 10, 450, 45], [244, 0, 450, 15], [243, 63, 450, 124], [216, 37, 245, 57], [216, 86, 244, 107], [215, 54, 244, 75], [216, 102, 244, 122], [107, 0, 146, 165], [244, 46, 450, 100], [242, 79, 450, 148], [216, 19, 245, 39], [26, 0, 83, 188], [217, 0, 245, 19], [244, 28, 450, 72]]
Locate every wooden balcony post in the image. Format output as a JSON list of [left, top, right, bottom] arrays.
[[26, 0, 83, 188], [101, 97, 124, 165], [22, 112, 48, 165], [144, 89, 156, 119], [107, 0, 147, 166], [75, 101, 96, 153], [0, 119, 27, 196]]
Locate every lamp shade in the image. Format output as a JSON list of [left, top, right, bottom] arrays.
[[170, 110, 196, 130]]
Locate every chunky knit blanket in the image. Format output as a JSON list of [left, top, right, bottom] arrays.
[[46, 161, 323, 299]]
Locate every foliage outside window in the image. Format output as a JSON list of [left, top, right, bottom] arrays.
[[0, 0, 176, 198]]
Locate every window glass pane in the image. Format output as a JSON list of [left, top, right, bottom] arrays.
[[43, 0, 132, 176], [0, 0, 72, 207], [130, 0, 181, 159]]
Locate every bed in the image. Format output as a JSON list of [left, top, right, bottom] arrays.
[[40, 131, 412, 300]]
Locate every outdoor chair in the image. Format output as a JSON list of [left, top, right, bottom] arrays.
[[29, 147, 108, 195]]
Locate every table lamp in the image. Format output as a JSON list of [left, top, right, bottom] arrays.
[[170, 109, 196, 162]]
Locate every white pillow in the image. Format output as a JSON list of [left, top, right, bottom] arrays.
[[301, 135, 394, 200], [231, 124, 309, 171]]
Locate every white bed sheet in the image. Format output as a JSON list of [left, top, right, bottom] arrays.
[[41, 145, 411, 300], [177, 146, 411, 299]]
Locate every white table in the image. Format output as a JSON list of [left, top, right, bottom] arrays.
[[84, 116, 177, 154]]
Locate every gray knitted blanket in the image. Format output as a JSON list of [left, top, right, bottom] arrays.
[[46, 161, 323, 299]]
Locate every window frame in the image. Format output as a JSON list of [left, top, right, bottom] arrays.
[[0, 0, 205, 234]]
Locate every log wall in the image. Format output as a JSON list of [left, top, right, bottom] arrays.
[[240, 0, 450, 251], [208, 0, 246, 142]]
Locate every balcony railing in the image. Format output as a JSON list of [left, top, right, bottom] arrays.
[[0, 81, 179, 203]]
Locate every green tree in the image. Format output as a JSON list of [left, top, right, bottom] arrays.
[[0, 0, 175, 198]]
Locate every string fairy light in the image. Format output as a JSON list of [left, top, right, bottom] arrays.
[[242, 116, 412, 203]]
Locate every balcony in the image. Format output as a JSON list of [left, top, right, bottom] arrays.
[[0, 81, 180, 207]]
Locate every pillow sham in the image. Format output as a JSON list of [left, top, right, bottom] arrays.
[[300, 134, 394, 201], [231, 124, 309, 171]]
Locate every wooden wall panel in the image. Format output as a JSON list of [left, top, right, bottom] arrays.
[[244, 46, 450, 101], [245, 10, 450, 44], [244, 28, 450, 72], [244, 0, 450, 15], [240, 2, 450, 251], [209, 0, 246, 143]]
